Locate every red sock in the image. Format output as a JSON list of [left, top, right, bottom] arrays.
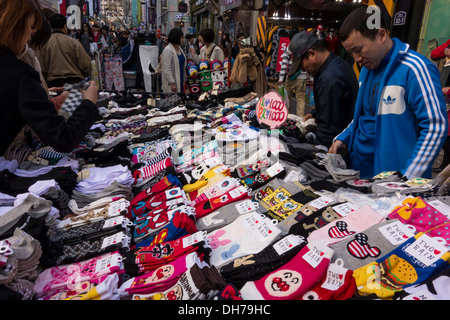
[[194, 186, 250, 219]]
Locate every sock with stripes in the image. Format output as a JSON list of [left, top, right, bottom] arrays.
[[307, 205, 385, 246], [329, 218, 412, 271], [132, 157, 173, 185]]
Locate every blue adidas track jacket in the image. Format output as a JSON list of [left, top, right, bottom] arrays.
[[336, 38, 448, 179]]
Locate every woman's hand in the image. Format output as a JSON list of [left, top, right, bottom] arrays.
[[80, 81, 98, 104]]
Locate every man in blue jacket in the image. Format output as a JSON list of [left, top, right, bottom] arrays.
[[329, 6, 448, 179]]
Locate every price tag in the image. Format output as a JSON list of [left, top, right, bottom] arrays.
[[242, 212, 262, 229], [101, 232, 124, 249], [308, 196, 334, 210], [321, 261, 348, 291], [402, 290, 437, 300], [213, 164, 229, 174], [77, 169, 91, 182], [273, 235, 305, 255], [235, 200, 258, 214], [378, 220, 415, 245], [103, 216, 124, 229], [332, 202, 357, 217], [95, 252, 121, 273], [265, 162, 284, 177], [254, 220, 278, 240], [108, 199, 130, 216], [302, 244, 327, 268], [229, 186, 247, 199], [182, 231, 205, 248], [404, 234, 448, 267]]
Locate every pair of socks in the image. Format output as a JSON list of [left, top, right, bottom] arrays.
[[129, 264, 227, 300], [206, 211, 282, 269], [220, 234, 307, 289], [353, 232, 450, 299], [135, 211, 198, 248], [330, 218, 415, 270], [45, 230, 131, 267], [318, 153, 360, 183], [189, 176, 241, 207], [300, 258, 357, 300], [239, 240, 334, 300], [122, 231, 211, 276], [307, 205, 386, 246], [132, 157, 173, 186], [33, 251, 124, 299], [388, 197, 450, 246], [121, 252, 207, 296], [194, 185, 251, 219], [196, 199, 259, 233]]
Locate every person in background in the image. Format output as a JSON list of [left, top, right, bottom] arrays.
[[190, 28, 224, 64], [329, 6, 448, 179], [289, 31, 358, 148], [161, 28, 187, 93], [232, 32, 245, 59], [36, 13, 92, 88], [92, 24, 100, 43], [278, 29, 309, 118], [68, 27, 79, 40], [0, 0, 99, 156], [79, 22, 94, 57]]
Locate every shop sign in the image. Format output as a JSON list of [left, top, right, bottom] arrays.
[[256, 91, 288, 129], [393, 11, 407, 26]]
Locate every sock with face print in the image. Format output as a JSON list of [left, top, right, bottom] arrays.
[[239, 240, 334, 300]]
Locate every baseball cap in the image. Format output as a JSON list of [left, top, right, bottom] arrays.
[[287, 31, 319, 76]]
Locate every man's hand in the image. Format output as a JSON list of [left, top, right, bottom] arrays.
[[303, 113, 313, 121], [329, 140, 346, 154], [170, 83, 177, 92]]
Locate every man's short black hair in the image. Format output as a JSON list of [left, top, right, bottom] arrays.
[[49, 13, 67, 30], [168, 28, 184, 45], [339, 6, 388, 42], [310, 39, 328, 53], [199, 28, 215, 44]]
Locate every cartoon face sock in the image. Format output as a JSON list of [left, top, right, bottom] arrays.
[[239, 240, 334, 300], [353, 232, 450, 299]]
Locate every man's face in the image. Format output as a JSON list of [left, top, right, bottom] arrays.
[[300, 50, 320, 76], [341, 29, 388, 70]]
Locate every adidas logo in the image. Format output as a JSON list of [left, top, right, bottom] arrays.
[[383, 95, 396, 105]]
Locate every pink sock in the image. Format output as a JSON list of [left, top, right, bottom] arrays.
[[240, 241, 334, 300]]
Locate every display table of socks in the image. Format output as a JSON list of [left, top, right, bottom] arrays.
[[0, 90, 449, 301]]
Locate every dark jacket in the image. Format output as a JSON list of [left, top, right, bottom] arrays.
[[311, 52, 359, 147], [0, 47, 99, 155]]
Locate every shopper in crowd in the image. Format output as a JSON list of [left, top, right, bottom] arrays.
[[97, 25, 115, 50], [183, 33, 195, 59], [278, 29, 310, 118], [289, 31, 358, 148], [190, 28, 224, 64], [68, 27, 79, 40], [0, 0, 99, 155], [157, 33, 167, 56], [161, 28, 187, 93], [36, 13, 92, 88], [21, 12, 70, 110], [232, 32, 245, 59], [92, 24, 101, 43], [119, 29, 131, 48], [329, 6, 448, 179], [79, 22, 94, 57], [430, 39, 450, 172]]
